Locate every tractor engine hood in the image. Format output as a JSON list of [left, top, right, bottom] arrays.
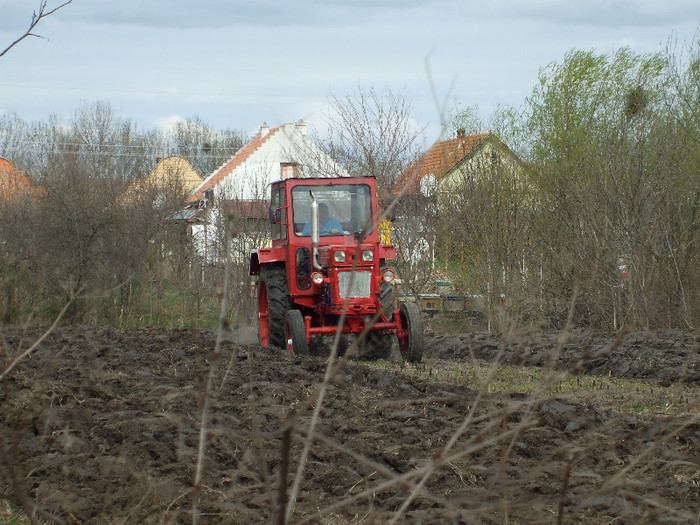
[[317, 244, 377, 269]]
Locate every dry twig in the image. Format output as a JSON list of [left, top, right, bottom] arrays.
[[0, 1, 73, 59]]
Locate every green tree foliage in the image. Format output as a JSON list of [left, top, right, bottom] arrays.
[[524, 46, 699, 328]]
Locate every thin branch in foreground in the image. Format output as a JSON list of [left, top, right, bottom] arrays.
[[192, 249, 231, 525], [0, 291, 79, 381], [0, 1, 73, 59]]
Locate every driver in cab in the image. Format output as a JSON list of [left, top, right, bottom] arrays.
[[302, 203, 343, 235]]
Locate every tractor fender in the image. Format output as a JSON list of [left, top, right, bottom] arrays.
[[249, 247, 286, 276], [379, 244, 397, 260]]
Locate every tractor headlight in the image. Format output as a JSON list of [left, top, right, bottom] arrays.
[[382, 268, 395, 282], [311, 272, 324, 285], [334, 250, 346, 263], [362, 250, 374, 262]]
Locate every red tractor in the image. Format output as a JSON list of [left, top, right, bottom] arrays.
[[249, 175, 423, 362]]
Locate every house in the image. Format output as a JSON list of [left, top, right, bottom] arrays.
[[185, 121, 349, 262], [394, 131, 524, 198], [121, 155, 204, 208], [0, 158, 44, 204], [391, 130, 527, 266]]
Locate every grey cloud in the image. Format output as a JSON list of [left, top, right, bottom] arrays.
[[481, 0, 700, 27], [3, 0, 696, 32], [60, 0, 423, 29]]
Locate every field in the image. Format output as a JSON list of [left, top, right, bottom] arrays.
[[1, 324, 699, 524]]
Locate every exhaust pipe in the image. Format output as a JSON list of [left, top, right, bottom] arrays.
[[310, 192, 322, 270]]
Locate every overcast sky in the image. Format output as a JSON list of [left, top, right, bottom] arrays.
[[0, 0, 698, 141]]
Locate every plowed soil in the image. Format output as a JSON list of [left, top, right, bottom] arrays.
[[1, 325, 699, 524]]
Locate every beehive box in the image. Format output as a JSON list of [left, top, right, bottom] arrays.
[[418, 294, 441, 312], [443, 295, 465, 312]]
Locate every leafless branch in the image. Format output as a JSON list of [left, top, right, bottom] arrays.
[[0, 1, 73, 59], [192, 243, 232, 525], [0, 289, 79, 381]]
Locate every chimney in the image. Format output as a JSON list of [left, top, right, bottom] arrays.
[[456, 128, 466, 138], [280, 162, 299, 179], [260, 122, 270, 137], [296, 120, 307, 136]]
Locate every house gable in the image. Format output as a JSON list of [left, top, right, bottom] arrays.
[[441, 136, 524, 191], [394, 132, 491, 196], [122, 156, 203, 205], [146, 156, 203, 192], [188, 124, 285, 204], [394, 132, 526, 197], [188, 121, 348, 205]]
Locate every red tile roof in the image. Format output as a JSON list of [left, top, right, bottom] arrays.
[[394, 132, 491, 195], [188, 124, 284, 203], [0, 158, 44, 201]]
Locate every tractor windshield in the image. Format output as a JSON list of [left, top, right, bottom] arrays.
[[292, 184, 373, 237]]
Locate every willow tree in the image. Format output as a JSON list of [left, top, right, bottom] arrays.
[[658, 29, 700, 329], [525, 47, 698, 329]]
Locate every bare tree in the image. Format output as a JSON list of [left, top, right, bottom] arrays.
[[0, 114, 29, 163], [0, 1, 72, 59], [170, 117, 247, 176], [322, 86, 425, 199]]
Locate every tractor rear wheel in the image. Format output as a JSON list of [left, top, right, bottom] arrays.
[[286, 310, 308, 356], [258, 266, 290, 348], [398, 302, 423, 363]]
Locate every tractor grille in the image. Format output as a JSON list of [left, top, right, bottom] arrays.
[[338, 271, 372, 299]]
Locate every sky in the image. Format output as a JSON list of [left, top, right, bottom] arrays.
[[0, 0, 698, 142]]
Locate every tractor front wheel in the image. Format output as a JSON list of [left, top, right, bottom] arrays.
[[286, 310, 309, 356], [398, 302, 423, 363]]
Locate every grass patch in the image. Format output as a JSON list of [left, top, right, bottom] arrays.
[[0, 500, 30, 525], [117, 279, 221, 329], [363, 356, 699, 417]]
